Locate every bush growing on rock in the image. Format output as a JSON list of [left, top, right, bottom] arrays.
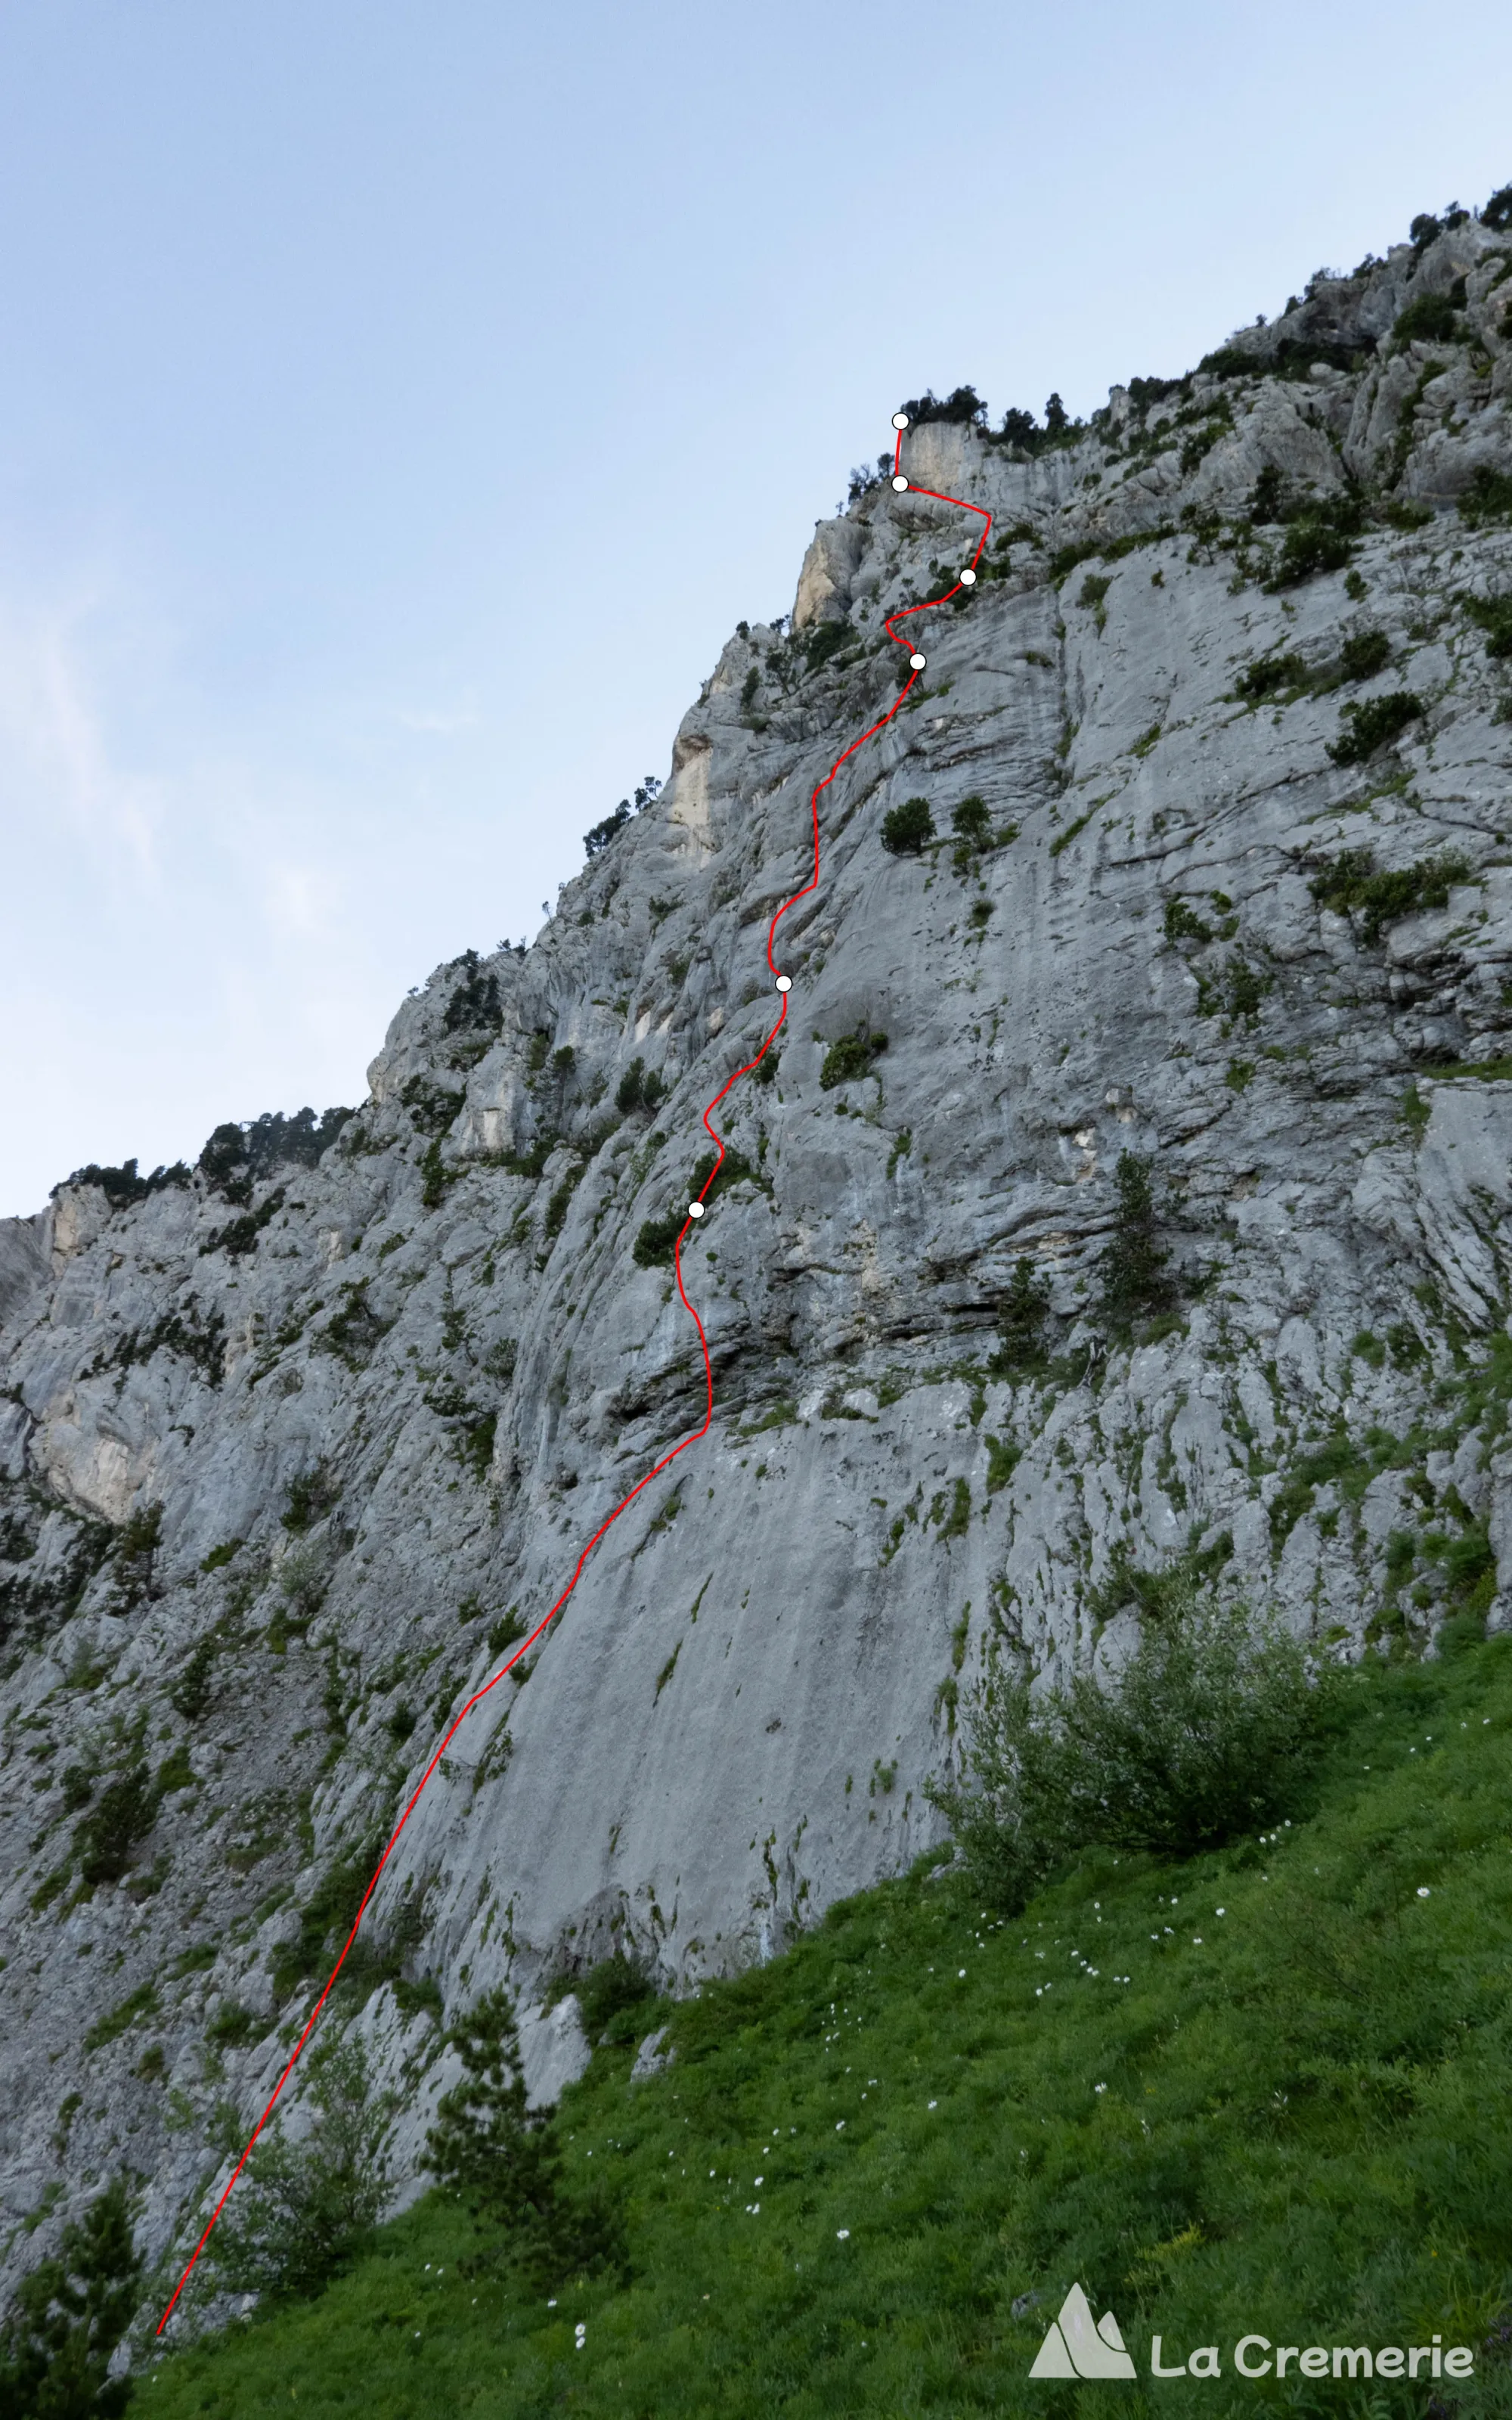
[[200, 1186, 287, 1260], [880, 796, 935, 855], [1266, 496, 1362, 588], [950, 796, 993, 850], [543, 1164, 584, 1240], [269, 1839, 380, 2004], [1458, 466, 1512, 529], [990, 1257, 1052, 1374], [1464, 591, 1512, 659], [399, 1075, 464, 1137], [278, 1544, 330, 1622], [615, 1057, 667, 1116], [488, 1606, 527, 1658], [1234, 650, 1306, 703], [978, 391, 1073, 451], [1272, 520, 1354, 585], [199, 1124, 250, 1189], [1339, 627, 1391, 681], [205, 2040, 392, 2303], [1393, 290, 1462, 345], [113, 1500, 163, 1606], [206, 2001, 262, 2048], [571, 1950, 656, 2045], [1307, 844, 1473, 942], [62, 1157, 191, 1210], [687, 1145, 755, 1204], [819, 1031, 888, 1091], [895, 386, 987, 427], [76, 1762, 155, 1888], [1077, 572, 1111, 628], [996, 405, 1041, 448], [281, 1462, 338, 1534], [1197, 952, 1269, 1022], [442, 951, 501, 1034], [632, 1213, 680, 1269], [1326, 690, 1424, 764], [319, 1278, 391, 1367], [583, 774, 662, 861], [0, 2174, 140, 2416], [169, 1634, 218, 1722], [199, 1109, 352, 1191], [60, 1764, 93, 1813], [802, 620, 851, 676], [1163, 895, 1213, 945], [1097, 1153, 1177, 1333]]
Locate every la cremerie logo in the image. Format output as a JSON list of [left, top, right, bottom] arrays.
[[1027, 2286, 1474, 2384]]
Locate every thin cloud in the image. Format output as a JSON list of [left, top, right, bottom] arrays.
[[395, 704, 482, 735], [0, 582, 166, 877]]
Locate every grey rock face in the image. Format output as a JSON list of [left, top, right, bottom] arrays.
[[630, 2025, 674, 2082], [3, 219, 1512, 2315]]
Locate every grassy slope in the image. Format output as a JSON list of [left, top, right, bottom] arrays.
[[145, 1638, 1512, 2419]]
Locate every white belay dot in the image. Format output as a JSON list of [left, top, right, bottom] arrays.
[[891, 411, 909, 430], [688, 1202, 704, 1219], [891, 474, 909, 492], [909, 652, 926, 669], [960, 566, 977, 585], [775, 973, 792, 993]]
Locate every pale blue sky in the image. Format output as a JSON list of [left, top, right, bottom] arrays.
[[2, 0, 1509, 1212]]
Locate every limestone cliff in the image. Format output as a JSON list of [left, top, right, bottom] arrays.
[[3, 200, 1512, 2309]]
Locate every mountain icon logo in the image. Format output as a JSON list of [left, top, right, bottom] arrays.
[[1028, 2283, 1138, 2378]]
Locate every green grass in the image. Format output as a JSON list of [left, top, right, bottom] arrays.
[[143, 1640, 1512, 2417], [1421, 1059, 1512, 1084], [1049, 804, 1101, 858], [81, 1981, 159, 2053]]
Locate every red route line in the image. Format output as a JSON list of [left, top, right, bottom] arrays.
[[156, 427, 990, 2335]]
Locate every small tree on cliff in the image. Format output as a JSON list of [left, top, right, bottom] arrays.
[[206, 2039, 392, 2302], [1098, 1153, 1177, 1333], [881, 796, 935, 856], [425, 1987, 625, 2292], [0, 2176, 141, 2418]]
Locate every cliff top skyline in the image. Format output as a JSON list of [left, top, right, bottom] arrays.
[[3, 0, 1511, 1212]]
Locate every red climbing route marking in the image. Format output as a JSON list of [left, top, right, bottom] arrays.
[[156, 422, 990, 2334]]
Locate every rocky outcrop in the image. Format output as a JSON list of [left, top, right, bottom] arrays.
[[3, 205, 1512, 2314]]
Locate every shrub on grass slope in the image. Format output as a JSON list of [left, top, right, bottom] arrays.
[[935, 1587, 1327, 1910], [203, 2040, 392, 2304]]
